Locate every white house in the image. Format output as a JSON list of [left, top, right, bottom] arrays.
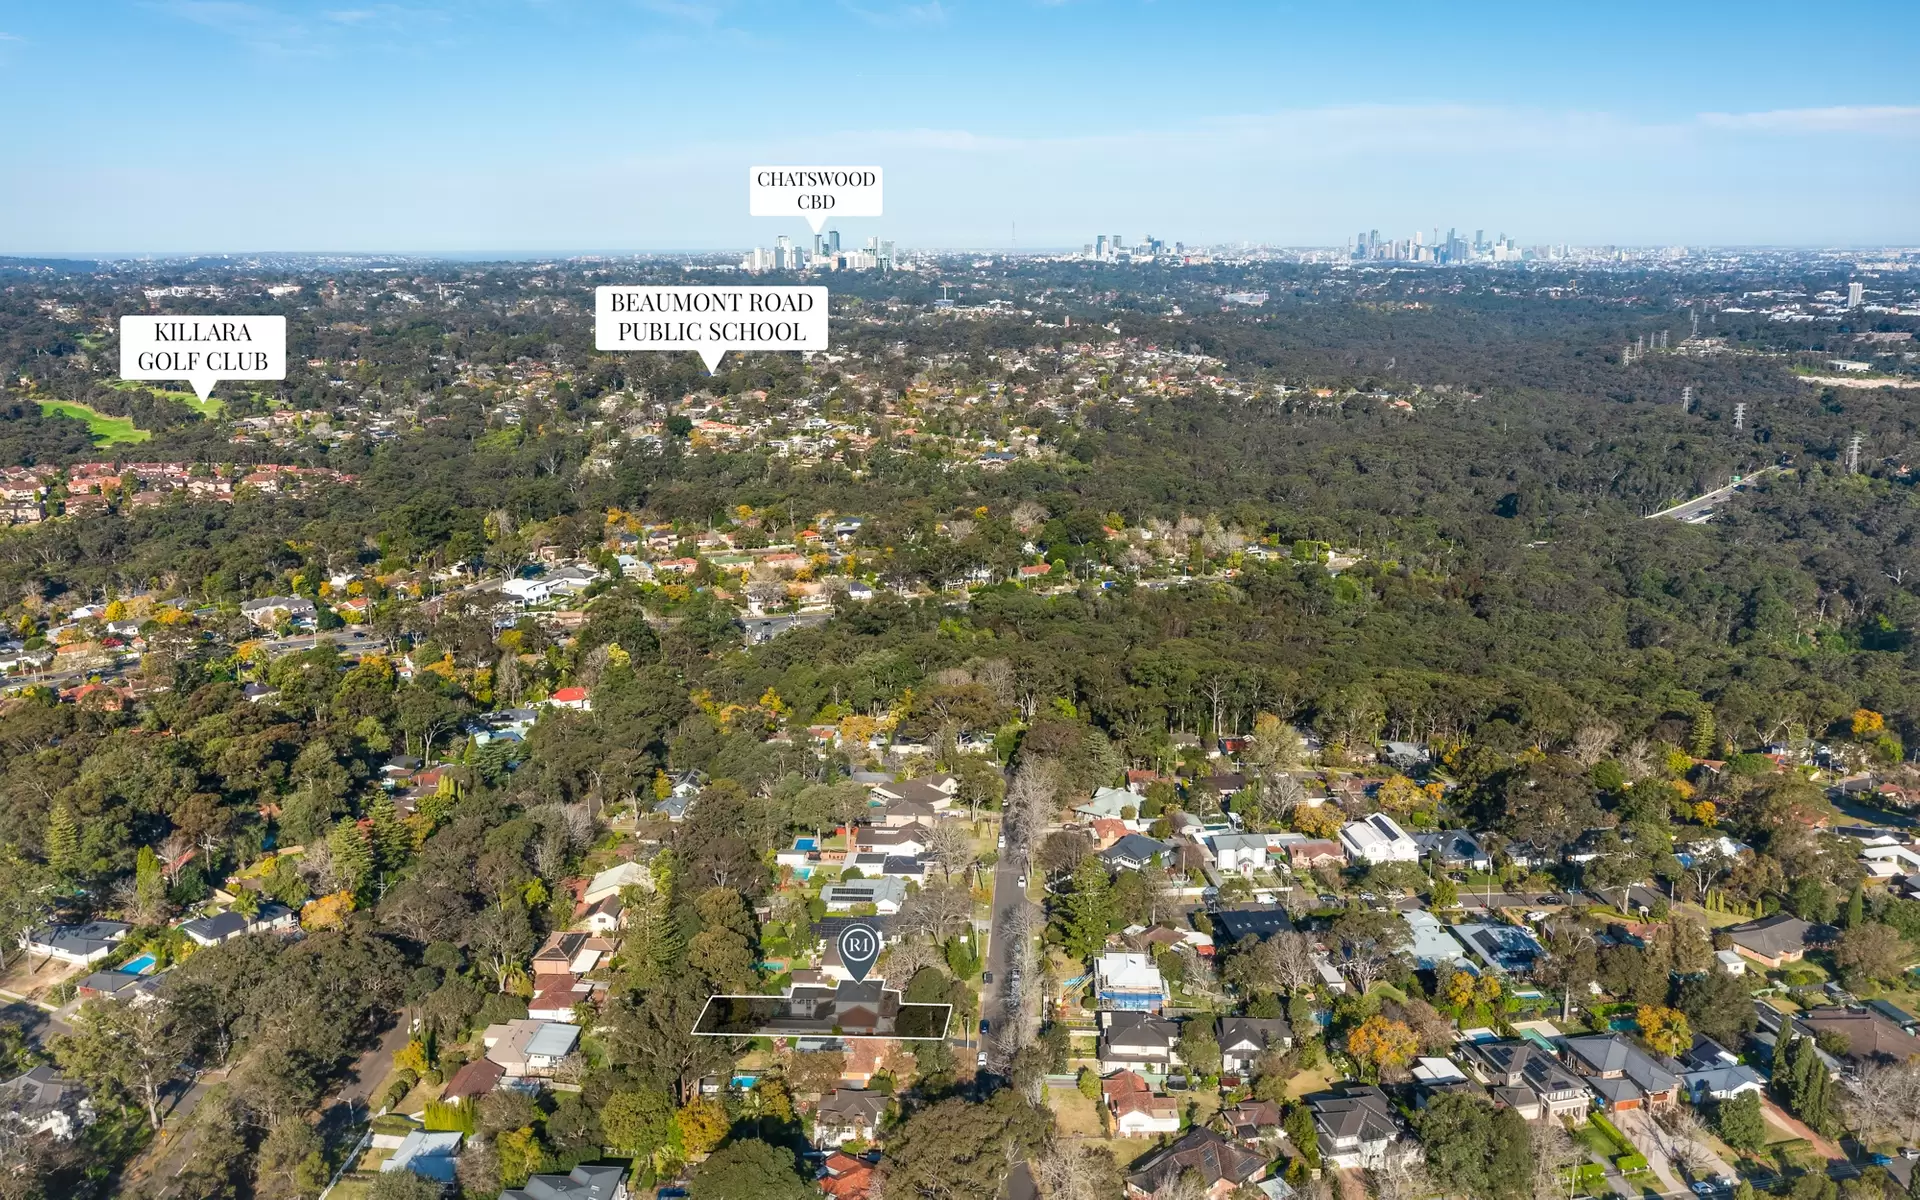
[[1210, 832, 1269, 875], [1339, 813, 1420, 865], [501, 577, 556, 605], [1095, 952, 1168, 1012]]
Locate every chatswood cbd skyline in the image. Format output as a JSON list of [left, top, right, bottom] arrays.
[[0, 1, 1916, 252]]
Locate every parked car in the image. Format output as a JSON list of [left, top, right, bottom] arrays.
[[982, 971, 992, 984], [980, 1019, 990, 1036], [977, 1050, 988, 1068]]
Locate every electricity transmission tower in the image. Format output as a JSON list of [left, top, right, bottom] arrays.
[[1732, 403, 1745, 431], [1847, 433, 1863, 474]]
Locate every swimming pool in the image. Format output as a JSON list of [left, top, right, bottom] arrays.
[[122, 953, 158, 975]]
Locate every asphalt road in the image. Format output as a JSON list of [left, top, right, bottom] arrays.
[[983, 853, 1023, 1069], [1648, 467, 1778, 523]]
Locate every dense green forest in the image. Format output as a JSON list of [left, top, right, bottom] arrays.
[[1, 256, 1918, 1200]]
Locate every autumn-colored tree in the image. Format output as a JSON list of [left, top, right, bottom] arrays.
[[1347, 1016, 1418, 1079], [1440, 969, 1477, 1013], [1637, 1005, 1691, 1058], [675, 1097, 730, 1160], [1853, 709, 1887, 739], [300, 890, 355, 930], [1291, 803, 1344, 839]]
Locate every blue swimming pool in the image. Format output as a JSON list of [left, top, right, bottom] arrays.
[[122, 954, 157, 975], [794, 838, 817, 851]]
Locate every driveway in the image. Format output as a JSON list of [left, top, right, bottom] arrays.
[[1615, 1107, 1738, 1191]]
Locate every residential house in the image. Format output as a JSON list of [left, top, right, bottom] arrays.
[[1210, 833, 1269, 875], [1464, 1039, 1592, 1122], [1724, 914, 1822, 969], [1452, 922, 1548, 975], [814, 1088, 890, 1147], [0, 1066, 93, 1139], [76, 969, 147, 1001], [179, 911, 251, 947], [1095, 952, 1168, 1012], [500, 1164, 628, 1200], [239, 596, 317, 628], [1339, 813, 1421, 865], [532, 932, 612, 977], [822, 878, 908, 915], [1099, 1010, 1182, 1076], [852, 824, 930, 858], [873, 798, 941, 828], [1402, 911, 1476, 973], [543, 686, 591, 711], [1101, 834, 1173, 872], [482, 1019, 582, 1078], [381, 1130, 464, 1186], [1210, 907, 1294, 946], [868, 776, 957, 808], [1103, 1070, 1182, 1137], [442, 1057, 505, 1105], [1217, 1017, 1292, 1074], [1307, 1085, 1409, 1170], [1286, 840, 1347, 870], [20, 921, 131, 966], [1218, 1098, 1282, 1145], [1125, 1127, 1266, 1200], [1793, 1005, 1920, 1065], [818, 1151, 876, 1200], [576, 894, 624, 934], [1076, 786, 1142, 824], [582, 860, 651, 904], [1414, 830, 1491, 872], [1559, 1034, 1679, 1112]]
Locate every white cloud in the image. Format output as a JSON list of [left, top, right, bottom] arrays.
[[1698, 105, 1920, 134]]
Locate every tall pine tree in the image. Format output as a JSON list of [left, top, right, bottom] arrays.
[[1059, 855, 1114, 963], [46, 803, 81, 879]]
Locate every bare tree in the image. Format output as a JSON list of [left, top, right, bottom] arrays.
[[876, 938, 944, 986], [1848, 1061, 1920, 1146], [897, 883, 973, 943], [1619, 738, 1655, 782], [1003, 756, 1060, 857], [1570, 721, 1620, 768], [1529, 1118, 1582, 1200], [922, 821, 978, 884]]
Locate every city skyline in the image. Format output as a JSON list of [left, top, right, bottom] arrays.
[[1, 1, 1917, 252]]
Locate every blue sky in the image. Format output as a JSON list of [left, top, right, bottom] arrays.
[[1, 0, 1916, 252]]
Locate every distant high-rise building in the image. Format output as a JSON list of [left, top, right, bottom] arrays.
[[1094, 234, 1108, 259], [1848, 282, 1864, 308]]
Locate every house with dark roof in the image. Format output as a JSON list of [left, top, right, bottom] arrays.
[[1100, 834, 1173, 872], [1307, 1085, 1409, 1170], [179, 910, 250, 947], [1125, 1126, 1266, 1200], [1217, 1017, 1293, 1074], [1211, 906, 1294, 945], [1723, 914, 1823, 969], [1099, 1010, 1182, 1076], [1559, 1034, 1679, 1112], [815, 1088, 890, 1147], [500, 1164, 627, 1200], [441, 1057, 504, 1105], [77, 969, 147, 1001], [1413, 830, 1491, 872], [1218, 1098, 1282, 1145], [21, 921, 130, 966], [1465, 1039, 1591, 1122], [0, 1066, 93, 1139]]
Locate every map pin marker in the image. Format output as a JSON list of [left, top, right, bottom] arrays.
[[839, 923, 881, 984]]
